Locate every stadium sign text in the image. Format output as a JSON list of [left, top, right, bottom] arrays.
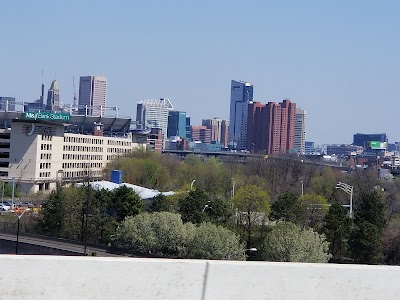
[[23, 112, 70, 122]]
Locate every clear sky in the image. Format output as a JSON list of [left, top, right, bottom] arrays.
[[1, 0, 399, 145]]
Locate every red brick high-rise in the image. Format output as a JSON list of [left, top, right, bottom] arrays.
[[247, 99, 296, 155]]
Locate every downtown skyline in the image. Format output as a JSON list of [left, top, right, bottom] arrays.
[[1, 0, 400, 145]]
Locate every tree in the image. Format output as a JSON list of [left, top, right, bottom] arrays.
[[298, 194, 329, 229], [150, 194, 173, 212], [110, 185, 143, 222], [231, 185, 271, 248], [179, 189, 211, 224], [112, 212, 193, 257], [322, 203, 351, 258], [309, 167, 336, 199], [112, 212, 245, 260], [269, 191, 301, 223], [349, 221, 383, 264], [383, 216, 400, 265], [186, 222, 245, 261], [349, 191, 385, 264], [261, 222, 331, 263]]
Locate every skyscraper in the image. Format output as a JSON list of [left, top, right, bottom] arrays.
[[202, 117, 225, 143], [46, 80, 60, 111], [220, 120, 229, 148], [136, 98, 174, 139], [229, 80, 253, 149], [78, 76, 107, 116], [167, 111, 187, 138], [294, 108, 306, 154]]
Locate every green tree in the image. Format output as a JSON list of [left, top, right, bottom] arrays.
[[349, 191, 385, 264], [179, 189, 210, 224], [322, 203, 351, 258], [298, 194, 329, 229], [383, 216, 400, 265], [187, 222, 245, 260], [270, 191, 301, 223], [309, 167, 336, 199], [110, 185, 143, 222], [150, 194, 173, 212], [231, 185, 271, 248], [349, 221, 383, 264], [261, 222, 331, 263], [113, 212, 193, 257]]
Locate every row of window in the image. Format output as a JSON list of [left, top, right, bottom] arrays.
[[41, 135, 53, 141], [107, 148, 131, 153], [107, 140, 131, 146], [40, 144, 52, 151], [40, 153, 52, 160], [63, 170, 102, 179], [62, 154, 103, 161], [39, 172, 51, 178], [63, 145, 104, 152], [62, 162, 103, 169], [64, 136, 104, 145], [39, 163, 51, 169]]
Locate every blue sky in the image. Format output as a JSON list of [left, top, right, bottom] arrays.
[[1, 0, 399, 145]]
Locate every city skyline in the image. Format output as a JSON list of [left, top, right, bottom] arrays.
[[1, 1, 400, 145]]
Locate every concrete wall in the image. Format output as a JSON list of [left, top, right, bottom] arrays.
[[0, 256, 399, 300]]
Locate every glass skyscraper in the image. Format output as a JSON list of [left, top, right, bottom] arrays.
[[228, 80, 253, 150]]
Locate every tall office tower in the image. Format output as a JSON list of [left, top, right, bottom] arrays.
[[167, 111, 187, 138], [46, 80, 60, 111], [78, 76, 107, 116], [229, 80, 253, 149], [202, 117, 224, 142], [220, 120, 229, 147], [294, 108, 306, 154], [191, 126, 212, 144], [136, 98, 174, 139], [0, 97, 16, 111], [247, 99, 296, 154]]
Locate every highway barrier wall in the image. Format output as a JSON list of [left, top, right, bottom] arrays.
[[0, 256, 399, 299]]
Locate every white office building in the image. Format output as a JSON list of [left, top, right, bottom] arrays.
[[294, 108, 306, 154], [136, 98, 173, 139], [0, 119, 146, 193]]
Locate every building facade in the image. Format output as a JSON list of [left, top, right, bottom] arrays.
[[247, 99, 296, 155], [202, 117, 229, 144], [78, 76, 107, 116], [228, 80, 253, 149], [353, 133, 387, 148], [136, 98, 173, 141], [220, 120, 229, 147], [0, 119, 145, 193], [167, 111, 187, 138], [191, 126, 211, 144], [294, 108, 306, 154]]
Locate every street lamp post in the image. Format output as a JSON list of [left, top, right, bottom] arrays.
[[335, 182, 354, 218], [15, 210, 27, 255]]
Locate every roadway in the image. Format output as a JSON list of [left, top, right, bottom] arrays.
[[0, 232, 118, 256]]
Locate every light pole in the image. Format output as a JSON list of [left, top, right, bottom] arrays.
[[190, 180, 196, 191], [300, 180, 304, 196], [336, 182, 354, 218], [15, 210, 27, 255], [231, 178, 235, 198]]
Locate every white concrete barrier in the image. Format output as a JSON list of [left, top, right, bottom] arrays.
[[0, 256, 399, 300]]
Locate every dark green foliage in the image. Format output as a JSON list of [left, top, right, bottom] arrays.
[[179, 189, 231, 224], [270, 192, 301, 223], [322, 203, 351, 257], [150, 194, 172, 212], [349, 192, 385, 264], [110, 185, 143, 222], [349, 221, 383, 264], [355, 191, 385, 231]]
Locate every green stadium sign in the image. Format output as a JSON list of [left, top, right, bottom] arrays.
[[23, 112, 70, 122], [369, 141, 387, 150]]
